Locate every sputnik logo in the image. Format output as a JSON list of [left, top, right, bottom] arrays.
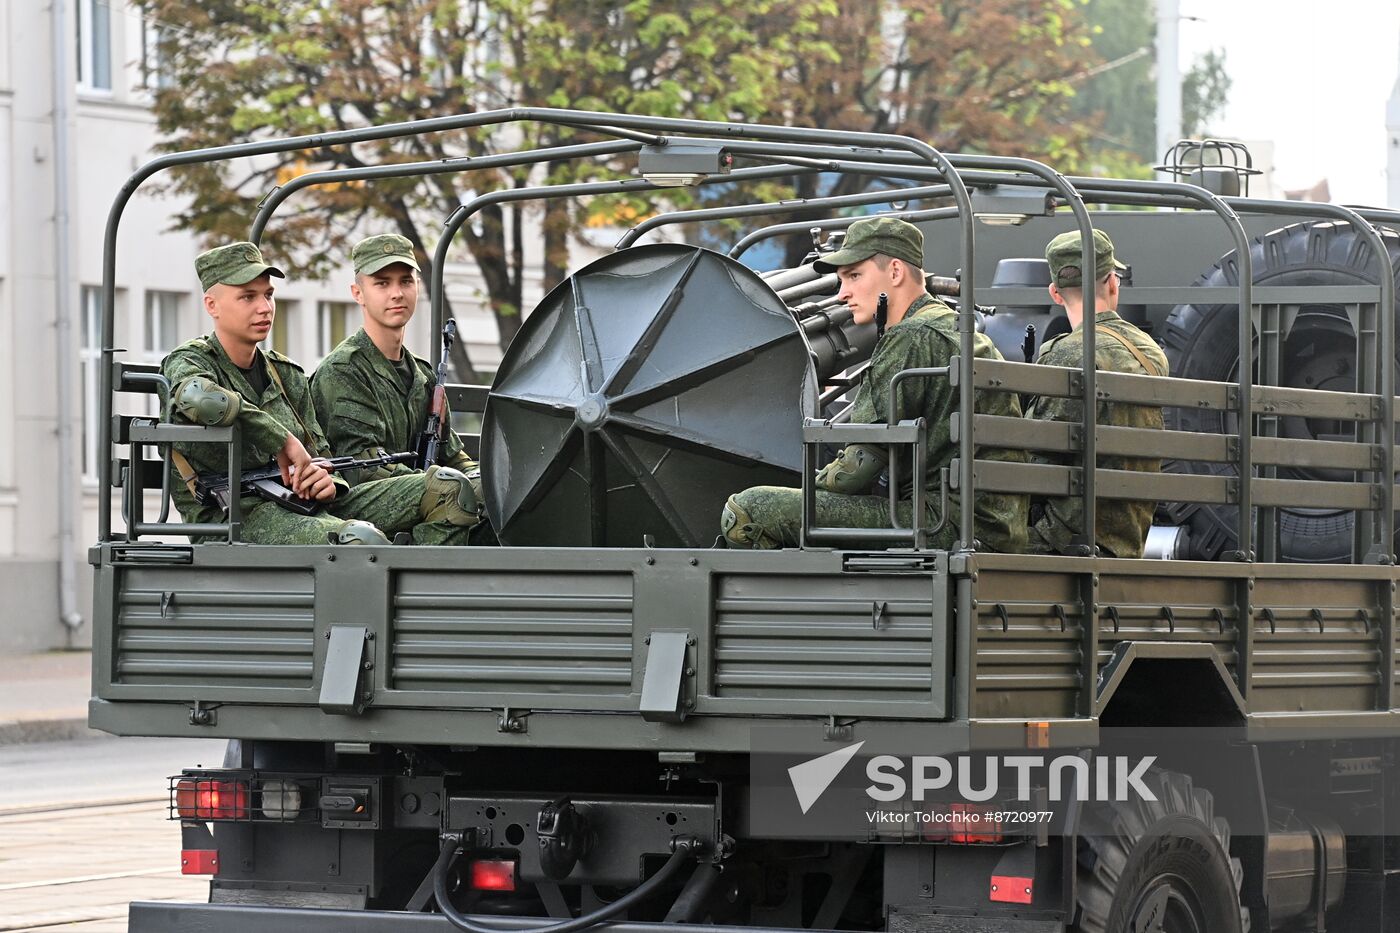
[[787, 741, 865, 814]]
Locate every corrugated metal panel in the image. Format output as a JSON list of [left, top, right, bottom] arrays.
[[713, 573, 936, 702], [115, 568, 315, 687], [391, 570, 634, 695]]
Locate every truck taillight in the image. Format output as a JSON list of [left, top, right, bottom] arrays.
[[175, 778, 250, 820], [259, 779, 303, 820], [469, 859, 517, 892], [949, 803, 1003, 844], [923, 803, 1005, 844]]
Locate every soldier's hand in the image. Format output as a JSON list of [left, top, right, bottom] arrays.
[[275, 434, 313, 488], [294, 461, 337, 501]]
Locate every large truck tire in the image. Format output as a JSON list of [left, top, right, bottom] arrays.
[[1161, 220, 1400, 562], [1074, 769, 1249, 933]]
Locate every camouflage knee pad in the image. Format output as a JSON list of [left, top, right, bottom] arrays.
[[420, 465, 482, 527], [720, 493, 780, 549], [328, 519, 391, 546]]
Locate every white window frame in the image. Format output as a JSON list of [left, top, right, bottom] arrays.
[[80, 286, 105, 482], [76, 0, 114, 94], [316, 300, 357, 362]]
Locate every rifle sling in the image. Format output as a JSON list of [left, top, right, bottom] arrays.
[[264, 361, 323, 457], [1096, 324, 1161, 377]]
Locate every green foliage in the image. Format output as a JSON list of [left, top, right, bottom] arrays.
[[1068, 0, 1232, 167], [137, 0, 1125, 354]]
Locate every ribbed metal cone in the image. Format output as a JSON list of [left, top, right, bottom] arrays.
[[483, 244, 815, 547]]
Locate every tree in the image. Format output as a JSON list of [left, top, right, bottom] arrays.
[[138, 0, 836, 378], [1068, 0, 1232, 167], [763, 0, 1115, 266]]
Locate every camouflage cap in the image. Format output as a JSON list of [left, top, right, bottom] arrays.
[[352, 234, 421, 276], [195, 242, 285, 292], [1045, 228, 1127, 288], [812, 216, 925, 274]]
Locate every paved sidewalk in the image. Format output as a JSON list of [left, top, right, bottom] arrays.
[[0, 649, 103, 745]]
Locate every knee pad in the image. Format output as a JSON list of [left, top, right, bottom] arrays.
[[328, 519, 391, 546], [815, 444, 886, 494], [720, 494, 778, 549], [173, 376, 241, 426], [420, 465, 482, 527]]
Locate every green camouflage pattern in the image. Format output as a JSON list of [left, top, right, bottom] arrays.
[[1044, 228, 1127, 288], [310, 328, 475, 485], [195, 241, 285, 292], [160, 333, 468, 545], [726, 294, 1029, 552], [725, 487, 960, 550], [1026, 310, 1169, 558], [813, 216, 925, 273], [351, 234, 421, 276]]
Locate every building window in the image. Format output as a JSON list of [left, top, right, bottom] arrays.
[[317, 301, 357, 360], [80, 286, 104, 481], [144, 290, 183, 358], [77, 0, 113, 92], [140, 14, 174, 90], [265, 299, 296, 357]]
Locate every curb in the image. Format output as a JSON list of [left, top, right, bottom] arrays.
[[0, 716, 108, 747]]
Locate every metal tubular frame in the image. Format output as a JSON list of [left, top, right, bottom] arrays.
[[427, 164, 821, 360], [99, 108, 976, 541], [728, 207, 959, 259], [247, 140, 647, 245], [615, 183, 954, 249]]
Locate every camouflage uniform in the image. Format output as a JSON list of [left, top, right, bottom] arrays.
[[310, 327, 476, 485], [162, 333, 472, 545], [162, 242, 475, 546], [1026, 229, 1168, 558], [725, 294, 1030, 552]]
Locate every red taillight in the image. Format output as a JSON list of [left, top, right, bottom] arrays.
[[469, 859, 517, 892], [949, 803, 1004, 844], [175, 779, 250, 820], [922, 803, 1006, 844]]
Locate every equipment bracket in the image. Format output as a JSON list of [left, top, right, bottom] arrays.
[[640, 630, 693, 723], [319, 624, 373, 716]]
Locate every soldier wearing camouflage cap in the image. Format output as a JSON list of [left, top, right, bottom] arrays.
[[1025, 228, 1168, 558], [161, 241, 481, 546], [720, 217, 1029, 552], [310, 234, 491, 541]]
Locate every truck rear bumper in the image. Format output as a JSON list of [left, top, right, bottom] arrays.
[[129, 902, 1065, 933]]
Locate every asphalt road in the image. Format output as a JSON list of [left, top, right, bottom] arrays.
[[0, 736, 227, 931]]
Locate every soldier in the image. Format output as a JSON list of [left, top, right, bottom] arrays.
[[720, 217, 1028, 552], [1026, 229, 1169, 558], [162, 241, 481, 545], [310, 234, 492, 543]]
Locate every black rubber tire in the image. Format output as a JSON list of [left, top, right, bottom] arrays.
[[1160, 220, 1400, 562], [1074, 769, 1249, 933]]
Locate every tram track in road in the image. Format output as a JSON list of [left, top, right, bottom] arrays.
[[0, 794, 207, 932]]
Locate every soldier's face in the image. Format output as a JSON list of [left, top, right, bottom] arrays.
[[205, 275, 276, 348], [352, 264, 418, 332], [836, 258, 895, 325]]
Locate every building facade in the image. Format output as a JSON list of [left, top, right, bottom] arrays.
[[1, 0, 567, 652]]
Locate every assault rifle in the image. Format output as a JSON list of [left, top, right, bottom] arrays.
[[417, 318, 457, 470], [196, 450, 418, 516]]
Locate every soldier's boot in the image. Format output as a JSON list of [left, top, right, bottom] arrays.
[[327, 519, 392, 545], [720, 495, 780, 549], [420, 465, 482, 528]]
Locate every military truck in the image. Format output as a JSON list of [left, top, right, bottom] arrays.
[[92, 110, 1400, 932]]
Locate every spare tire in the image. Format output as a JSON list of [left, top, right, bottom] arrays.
[[1161, 221, 1400, 562]]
